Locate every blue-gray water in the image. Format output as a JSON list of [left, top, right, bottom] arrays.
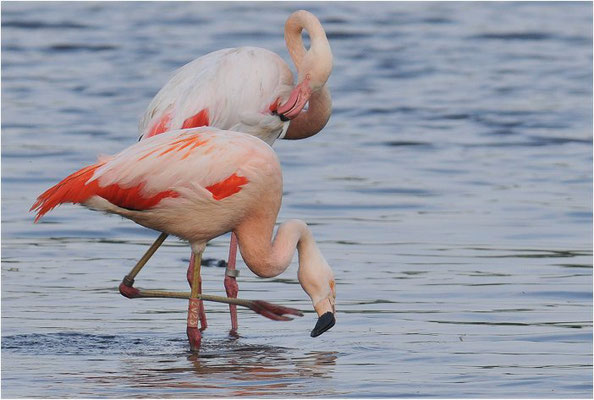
[[2, 2, 592, 398]]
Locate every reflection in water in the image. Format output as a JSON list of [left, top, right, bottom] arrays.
[[106, 339, 338, 397], [3, 332, 339, 397]]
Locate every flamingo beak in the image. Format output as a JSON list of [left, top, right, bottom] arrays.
[[276, 79, 312, 120], [311, 311, 335, 337], [310, 287, 336, 337]]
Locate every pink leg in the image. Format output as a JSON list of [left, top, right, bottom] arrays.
[[187, 253, 207, 331], [224, 233, 240, 335], [187, 249, 204, 352], [187, 298, 201, 351]]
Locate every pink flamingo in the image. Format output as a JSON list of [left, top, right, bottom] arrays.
[[136, 10, 333, 335], [31, 128, 336, 351]]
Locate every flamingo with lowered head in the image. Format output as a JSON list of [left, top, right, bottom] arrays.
[[137, 10, 333, 335], [31, 127, 337, 351]]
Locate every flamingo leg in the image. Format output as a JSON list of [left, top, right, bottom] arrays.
[[187, 253, 207, 331], [187, 249, 204, 352], [119, 232, 168, 298], [117, 232, 302, 351], [224, 232, 240, 335], [118, 288, 303, 319]]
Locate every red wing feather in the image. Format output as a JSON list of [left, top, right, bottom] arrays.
[[206, 173, 249, 200], [145, 108, 209, 139], [146, 113, 172, 138], [31, 162, 179, 222], [181, 109, 209, 129]]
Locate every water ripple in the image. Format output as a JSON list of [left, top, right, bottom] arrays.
[[2, 1, 591, 398]]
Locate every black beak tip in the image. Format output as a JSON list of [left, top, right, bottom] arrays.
[[310, 311, 335, 337]]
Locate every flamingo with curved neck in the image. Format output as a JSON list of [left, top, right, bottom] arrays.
[[139, 10, 333, 143]]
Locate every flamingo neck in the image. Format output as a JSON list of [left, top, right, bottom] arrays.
[[284, 10, 332, 84], [234, 218, 335, 315]]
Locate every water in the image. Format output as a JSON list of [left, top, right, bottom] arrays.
[[2, 2, 592, 397]]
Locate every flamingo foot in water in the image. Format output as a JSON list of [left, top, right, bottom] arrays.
[[118, 280, 140, 298], [187, 326, 201, 352]]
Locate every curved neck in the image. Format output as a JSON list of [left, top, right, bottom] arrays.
[[234, 218, 334, 313], [284, 10, 330, 78], [283, 85, 332, 140], [235, 219, 305, 277]]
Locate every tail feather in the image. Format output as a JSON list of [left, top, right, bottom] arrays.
[[30, 162, 106, 222], [31, 160, 180, 222]]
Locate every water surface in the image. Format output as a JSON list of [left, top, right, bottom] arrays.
[[2, 2, 592, 398]]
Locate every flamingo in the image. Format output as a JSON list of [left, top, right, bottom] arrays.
[[31, 127, 337, 351], [136, 10, 333, 335]]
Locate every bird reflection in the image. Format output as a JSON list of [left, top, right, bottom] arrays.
[[100, 337, 339, 397]]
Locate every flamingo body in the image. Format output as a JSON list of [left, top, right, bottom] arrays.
[[139, 47, 294, 145], [33, 128, 282, 244], [31, 127, 336, 341]]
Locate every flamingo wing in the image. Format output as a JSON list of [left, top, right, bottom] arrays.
[[139, 47, 294, 143], [31, 128, 268, 221]]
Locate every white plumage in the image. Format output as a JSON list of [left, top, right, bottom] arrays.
[[139, 47, 293, 145]]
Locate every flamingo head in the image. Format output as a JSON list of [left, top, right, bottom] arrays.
[[276, 66, 331, 121], [298, 249, 336, 337]]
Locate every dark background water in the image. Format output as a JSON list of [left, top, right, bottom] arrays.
[[2, 2, 592, 398]]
